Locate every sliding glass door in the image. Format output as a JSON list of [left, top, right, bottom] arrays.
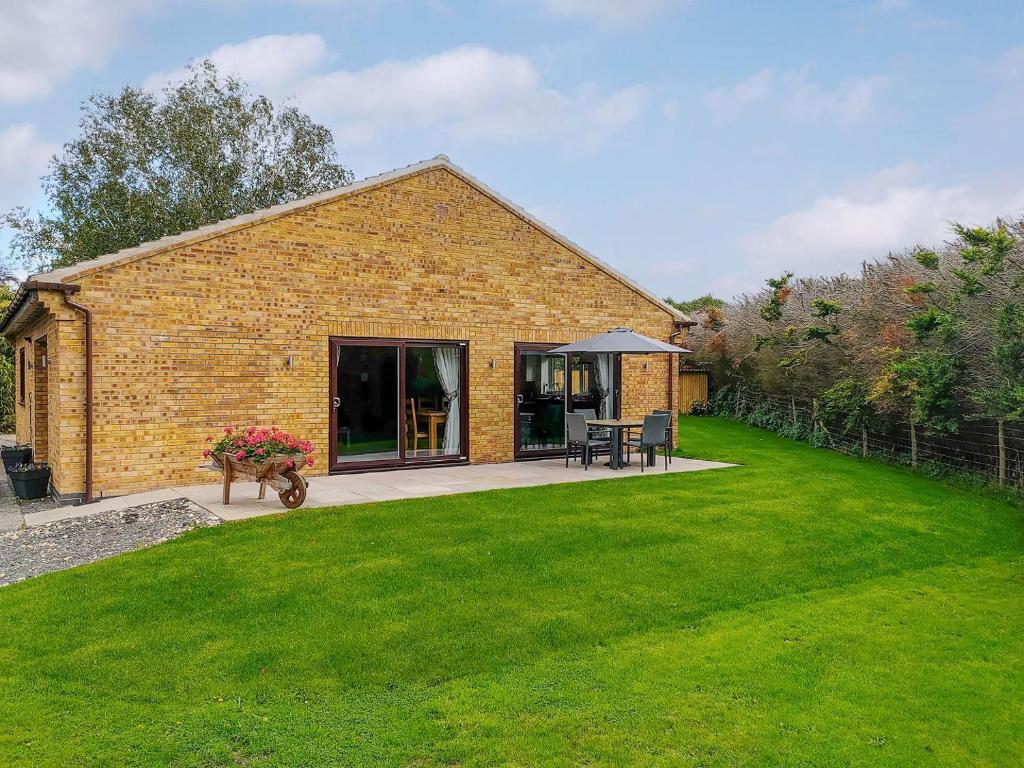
[[330, 338, 467, 470], [515, 344, 567, 457], [515, 344, 620, 459], [333, 344, 401, 463]]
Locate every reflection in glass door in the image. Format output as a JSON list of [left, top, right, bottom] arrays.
[[515, 345, 567, 457], [334, 344, 400, 463], [569, 353, 616, 419]]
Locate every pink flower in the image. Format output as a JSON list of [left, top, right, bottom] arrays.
[[235, 450, 246, 460], [202, 449, 211, 458], [224, 426, 234, 434], [255, 448, 265, 455], [206, 434, 213, 442], [306, 457, 315, 467], [285, 458, 295, 469]]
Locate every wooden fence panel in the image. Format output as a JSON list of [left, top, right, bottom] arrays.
[[678, 371, 708, 413]]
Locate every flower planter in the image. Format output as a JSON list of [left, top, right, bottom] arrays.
[[9, 464, 51, 500], [211, 452, 309, 508], [2, 445, 32, 474], [205, 426, 314, 509]]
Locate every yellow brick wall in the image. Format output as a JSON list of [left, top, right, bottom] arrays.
[[14, 338, 29, 445], [31, 167, 685, 497], [12, 321, 63, 481]]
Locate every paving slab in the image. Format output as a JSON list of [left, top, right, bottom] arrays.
[[9, 455, 734, 527], [172, 456, 734, 520]]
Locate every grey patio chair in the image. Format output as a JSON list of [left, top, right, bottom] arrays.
[[625, 412, 672, 472], [575, 408, 610, 441], [654, 409, 674, 464], [565, 412, 609, 470]]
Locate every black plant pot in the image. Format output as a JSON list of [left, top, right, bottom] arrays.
[[10, 467, 51, 500], [2, 446, 32, 474]]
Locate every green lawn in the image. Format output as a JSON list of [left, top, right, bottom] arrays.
[[2, 417, 1023, 766]]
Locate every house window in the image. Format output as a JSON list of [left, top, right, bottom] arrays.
[[18, 347, 25, 404]]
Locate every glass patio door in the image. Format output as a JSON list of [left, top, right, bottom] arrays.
[[332, 342, 401, 465], [515, 344, 567, 457], [330, 338, 467, 470]]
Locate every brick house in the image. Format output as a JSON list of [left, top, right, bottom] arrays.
[[1, 156, 691, 502]]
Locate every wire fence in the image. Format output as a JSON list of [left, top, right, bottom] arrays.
[[716, 389, 1024, 491]]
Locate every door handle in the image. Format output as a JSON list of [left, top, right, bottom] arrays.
[[332, 397, 340, 408], [516, 394, 523, 405]]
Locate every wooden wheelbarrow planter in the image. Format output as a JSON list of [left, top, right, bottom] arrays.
[[212, 452, 309, 508]]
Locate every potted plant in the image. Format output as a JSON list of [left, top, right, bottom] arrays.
[[9, 461, 51, 500], [2, 444, 32, 474]]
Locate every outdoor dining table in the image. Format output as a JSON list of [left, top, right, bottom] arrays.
[[586, 418, 643, 470]]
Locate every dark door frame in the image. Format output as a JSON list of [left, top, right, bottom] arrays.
[[329, 336, 469, 473], [513, 344, 622, 460]]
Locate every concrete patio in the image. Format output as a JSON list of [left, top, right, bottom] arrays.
[[20, 455, 734, 526]]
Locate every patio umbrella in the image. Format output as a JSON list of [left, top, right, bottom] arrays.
[[548, 327, 692, 355]]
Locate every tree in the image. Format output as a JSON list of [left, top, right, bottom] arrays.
[[4, 60, 352, 273], [664, 294, 724, 315], [0, 283, 15, 432]]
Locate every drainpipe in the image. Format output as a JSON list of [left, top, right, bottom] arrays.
[[60, 287, 94, 503], [668, 320, 686, 412]]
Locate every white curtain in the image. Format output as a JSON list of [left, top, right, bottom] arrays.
[[433, 347, 461, 455], [594, 353, 614, 418], [540, 357, 552, 393]]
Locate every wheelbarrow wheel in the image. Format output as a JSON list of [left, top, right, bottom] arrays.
[[279, 471, 307, 509]]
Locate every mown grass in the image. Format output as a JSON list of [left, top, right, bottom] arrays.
[[1, 417, 1022, 766]]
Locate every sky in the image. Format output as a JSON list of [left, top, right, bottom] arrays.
[[2, 0, 1023, 300]]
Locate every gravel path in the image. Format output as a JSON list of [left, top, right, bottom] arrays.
[[0, 498, 221, 587]]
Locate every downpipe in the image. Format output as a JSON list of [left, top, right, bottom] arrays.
[[60, 287, 94, 503]]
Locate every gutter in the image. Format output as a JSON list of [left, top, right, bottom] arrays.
[[58, 286, 94, 504], [668, 320, 687, 413]]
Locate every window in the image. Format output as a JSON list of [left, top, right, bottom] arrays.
[[18, 346, 25, 404]]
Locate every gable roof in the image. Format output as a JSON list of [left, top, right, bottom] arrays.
[[3, 155, 691, 331]]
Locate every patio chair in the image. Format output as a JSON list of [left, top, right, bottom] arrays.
[[575, 408, 611, 441], [654, 409, 674, 464], [624, 412, 671, 472], [565, 412, 609, 470]]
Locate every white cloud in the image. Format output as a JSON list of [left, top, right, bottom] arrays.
[[301, 46, 647, 149], [142, 34, 330, 93], [537, 0, 689, 24], [0, 123, 56, 210], [989, 45, 1024, 81], [704, 69, 774, 121], [0, 0, 153, 102], [705, 68, 888, 125], [145, 40, 648, 151], [718, 166, 1024, 297]]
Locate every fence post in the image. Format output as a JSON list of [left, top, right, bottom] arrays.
[[909, 414, 918, 468], [861, 426, 868, 458], [790, 396, 797, 424], [998, 419, 1006, 486], [812, 398, 818, 423]]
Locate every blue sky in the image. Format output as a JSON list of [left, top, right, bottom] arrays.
[[2, 0, 1023, 299]]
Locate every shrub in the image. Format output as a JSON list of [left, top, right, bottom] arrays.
[[0, 352, 13, 433], [688, 400, 712, 416], [709, 385, 737, 417]]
